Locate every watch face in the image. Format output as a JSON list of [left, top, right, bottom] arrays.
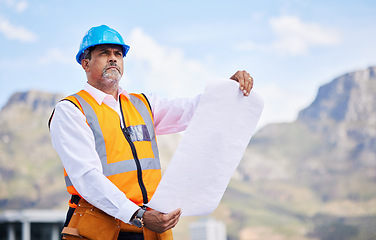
[[132, 218, 143, 228]]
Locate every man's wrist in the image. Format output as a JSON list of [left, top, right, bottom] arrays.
[[130, 208, 146, 228], [130, 209, 139, 221]]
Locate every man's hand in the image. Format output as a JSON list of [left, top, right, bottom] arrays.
[[230, 70, 254, 96], [143, 208, 182, 233]]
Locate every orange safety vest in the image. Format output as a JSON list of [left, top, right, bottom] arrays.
[[62, 90, 162, 206]]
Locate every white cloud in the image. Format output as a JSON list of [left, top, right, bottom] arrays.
[[0, 16, 37, 42], [122, 28, 309, 128], [256, 83, 313, 127], [235, 15, 341, 56], [2, 0, 28, 13], [270, 15, 341, 55], [15, 1, 27, 13], [234, 41, 258, 52], [37, 48, 74, 65], [124, 28, 214, 98]]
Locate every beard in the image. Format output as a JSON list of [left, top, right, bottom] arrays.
[[101, 63, 122, 83], [102, 69, 121, 82]]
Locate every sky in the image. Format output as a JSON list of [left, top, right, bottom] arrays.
[[0, 0, 375, 128]]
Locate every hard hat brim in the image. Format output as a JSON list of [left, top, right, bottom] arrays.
[[76, 42, 130, 65]]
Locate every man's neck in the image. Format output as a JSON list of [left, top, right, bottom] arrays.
[[103, 86, 118, 100], [87, 81, 119, 100]]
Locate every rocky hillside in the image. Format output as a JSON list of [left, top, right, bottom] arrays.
[[239, 66, 376, 199], [228, 66, 376, 240], [1, 67, 376, 240], [0, 90, 67, 209]]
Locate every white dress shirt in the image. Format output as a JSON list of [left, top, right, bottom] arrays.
[[50, 83, 200, 224]]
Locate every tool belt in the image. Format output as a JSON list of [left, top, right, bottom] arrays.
[[61, 198, 173, 240]]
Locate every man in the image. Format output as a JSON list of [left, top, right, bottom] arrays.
[[49, 25, 253, 240]]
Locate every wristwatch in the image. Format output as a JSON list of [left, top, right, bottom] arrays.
[[131, 208, 146, 228]]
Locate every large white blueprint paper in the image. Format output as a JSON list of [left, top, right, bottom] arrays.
[[147, 80, 264, 216]]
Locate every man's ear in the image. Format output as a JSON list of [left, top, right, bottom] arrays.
[[81, 59, 90, 72]]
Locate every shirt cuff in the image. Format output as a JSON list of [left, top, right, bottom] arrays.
[[115, 201, 141, 224]]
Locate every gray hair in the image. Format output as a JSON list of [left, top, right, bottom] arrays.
[[82, 46, 96, 61]]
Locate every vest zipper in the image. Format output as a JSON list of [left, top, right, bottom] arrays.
[[119, 99, 149, 204]]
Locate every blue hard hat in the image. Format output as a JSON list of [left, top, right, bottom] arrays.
[[76, 25, 130, 64]]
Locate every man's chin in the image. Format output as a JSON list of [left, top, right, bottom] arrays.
[[102, 72, 121, 82]]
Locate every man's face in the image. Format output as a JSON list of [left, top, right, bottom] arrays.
[[83, 44, 124, 88]]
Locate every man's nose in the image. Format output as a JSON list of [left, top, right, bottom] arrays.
[[108, 52, 117, 63]]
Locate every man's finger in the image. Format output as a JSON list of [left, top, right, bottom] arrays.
[[235, 71, 245, 90], [165, 208, 181, 221], [169, 216, 180, 229], [230, 70, 254, 96], [249, 76, 254, 91], [163, 209, 181, 229], [242, 71, 251, 95], [166, 208, 181, 218], [245, 75, 253, 96], [162, 209, 181, 223]]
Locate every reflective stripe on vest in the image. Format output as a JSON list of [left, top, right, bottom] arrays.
[[64, 93, 160, 188]]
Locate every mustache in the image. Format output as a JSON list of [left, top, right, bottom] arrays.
[[103, 62, 121, 74]]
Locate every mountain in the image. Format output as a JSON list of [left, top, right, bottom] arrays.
[[226, 66, 376, 240], [0, 90, 68, 209], [1, 67, 376, 240], [238, 66, 376, 194]]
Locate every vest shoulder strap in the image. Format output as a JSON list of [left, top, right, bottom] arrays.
[[48, 98, 82, 129]]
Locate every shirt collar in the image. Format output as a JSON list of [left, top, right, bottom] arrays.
[[84, 82, 130, 105]]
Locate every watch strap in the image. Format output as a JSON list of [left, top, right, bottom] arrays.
[[136, 208, 146, 219], [131, 208, 146, 228]]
